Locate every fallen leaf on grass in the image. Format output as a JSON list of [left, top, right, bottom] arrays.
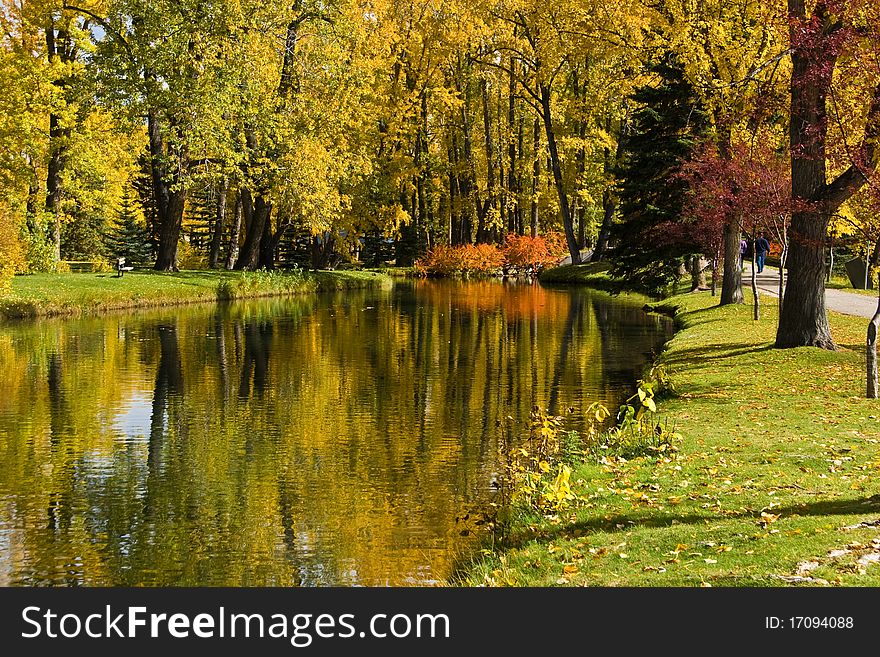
[[759, 511, 780, 528]]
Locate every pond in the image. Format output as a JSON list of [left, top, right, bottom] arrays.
[[0, 279, 671, 586]]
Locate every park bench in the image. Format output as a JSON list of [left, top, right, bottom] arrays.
[[115, 257, 134, 278]]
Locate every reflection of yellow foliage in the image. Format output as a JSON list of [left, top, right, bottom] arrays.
[[0, 204, 25, 294], [0, 284, 667, 585]]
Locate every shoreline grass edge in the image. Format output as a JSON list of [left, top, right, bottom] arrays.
[[455, 286, 880, 587], [0, 269, 393, 321]]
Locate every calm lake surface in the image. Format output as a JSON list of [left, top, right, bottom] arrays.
[[0, 279, 671, 586]]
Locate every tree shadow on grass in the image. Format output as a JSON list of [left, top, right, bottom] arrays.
[[502, 495, 880, 550], [662, 343, 774, 369]]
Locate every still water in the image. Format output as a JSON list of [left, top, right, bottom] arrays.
[[0, 279, 670, 586]]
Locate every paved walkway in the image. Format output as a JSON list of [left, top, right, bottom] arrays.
[[745, 265, 879, 319]]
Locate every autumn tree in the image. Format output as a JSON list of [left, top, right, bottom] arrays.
[[610, 56, 709, 293], [87, 0, 242, 271], [650, 0, 788, 306], [478, 0, 645, 265], [680, 139, 793, 319], [775, 0, 880, 349]]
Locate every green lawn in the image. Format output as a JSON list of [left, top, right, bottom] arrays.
[[538, 261, 615, 287], [826, 273, 879, 297], [0, 268, 391, 319], [461, 291, 880, 587]]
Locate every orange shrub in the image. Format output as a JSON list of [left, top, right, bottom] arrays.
[[414, 243, 504, 276], [503, 234, 553, 269], [466, 243, 505, 272], [501, 233, 568, 272], [542, 231, 569, 259], [414, 234, 569, 277]]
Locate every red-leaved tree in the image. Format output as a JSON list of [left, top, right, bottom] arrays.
[[680, 140, 794, 319]]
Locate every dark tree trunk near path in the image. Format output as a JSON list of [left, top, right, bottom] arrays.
[[690, 255, 706, 291], [868, 280, 880, 398], [592, 189, 615, 262], [720, 220, 744, 305], [750, 246, 759, 321], [777, 1, 880, 349]]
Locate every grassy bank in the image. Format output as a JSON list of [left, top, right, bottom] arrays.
[[0, 268, 391, 320], [538, 261, 615, 288], [462, 291, 880, 586]]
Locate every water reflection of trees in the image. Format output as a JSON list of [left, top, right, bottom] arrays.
[[0, 285, 669, 585]]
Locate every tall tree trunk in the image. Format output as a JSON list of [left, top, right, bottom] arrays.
[[415, 92, 428, 252], [235, 193, 271, 270], [209, 177, 229, 269], [232, 2, 302, 273], [46, 113, 66, 263], [750, 245, 760, 321], [592, 190, 615, 261], [457, 62, 480, 244], [516, 115, 525, 235], [776, 13, 833, 346], [448, 131, 462, 244], [258, 212, 275, 270], [690, 255, 706, 291], [572, 68, 588, 250], [148, 111, 187, 271], [530, 117, 540, 238], [225, 191, 243, 270], [720, 220, 744, 304], [479, 77, 497, 243], [507, 59, 520, 235], [45, 20, 71, 264], [592, 123, 625, 262], [868, 280, 880, 398], [777, 1, 880, 348], [539, 84, 579, 264]]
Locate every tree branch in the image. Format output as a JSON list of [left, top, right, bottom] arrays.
[[62, 4, 134, 59], [821, 81, 880, 211]]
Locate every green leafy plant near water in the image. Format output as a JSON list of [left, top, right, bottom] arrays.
[[495, 364, 681, 538]]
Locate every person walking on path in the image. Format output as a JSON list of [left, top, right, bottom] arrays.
[[755, 232, 771, 273]]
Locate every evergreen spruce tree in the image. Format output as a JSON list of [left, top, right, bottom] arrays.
[[132, 150, 159, 240], [609, 56, 710, 293], [105, 190, 154, 266], [185, 182, 217, 252]]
